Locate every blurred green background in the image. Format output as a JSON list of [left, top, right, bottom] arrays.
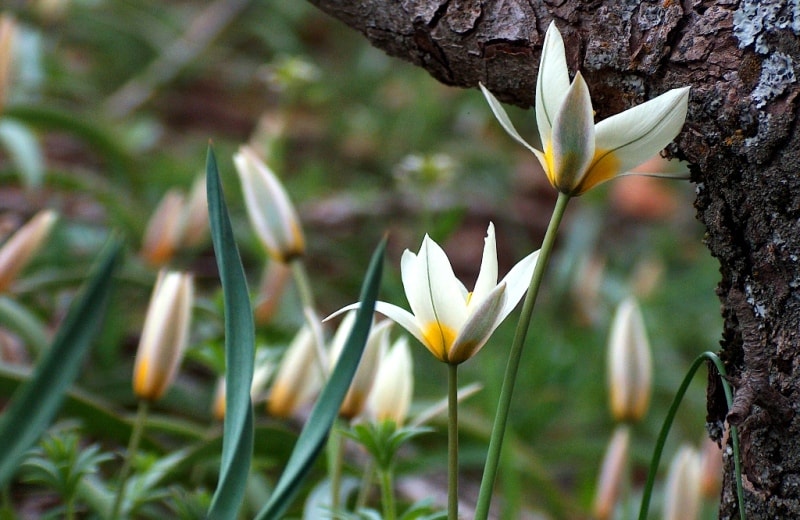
[[0, 1, 722, 518]]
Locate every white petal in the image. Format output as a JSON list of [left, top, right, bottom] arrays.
[[479, 83, 541, 157], [620, 155, 691, 180], [471, 222, 499, 305], [550, 72, 596, 193], [372, 301, 429, 352], [416, 235, 469, 331], [449, 283, 507, 364], [496, 248, 540, 321], [594, 87, 690, 176], [536, 22, 571, 143]]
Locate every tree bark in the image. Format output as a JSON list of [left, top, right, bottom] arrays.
[[307, 1, 800, 518]]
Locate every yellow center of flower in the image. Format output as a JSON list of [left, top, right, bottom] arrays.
[[575, 148, 621, 195], [543, 139, 557, 188], [421, 321, 457, 362], [133, 358, 162, 401]]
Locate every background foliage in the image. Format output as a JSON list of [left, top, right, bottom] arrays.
[[0, 1, 721, 517]]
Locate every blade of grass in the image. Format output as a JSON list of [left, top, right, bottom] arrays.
[[0, 238, 122, 488], [206, 145, 256, 519], [255, 236, 386, 520]]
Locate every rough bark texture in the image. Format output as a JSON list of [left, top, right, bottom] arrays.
[[308, 0, 800, 518]]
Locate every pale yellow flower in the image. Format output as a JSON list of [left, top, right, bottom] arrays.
[[331, 223, 539, 365], [663, 445, 702, 520], [0, 210, 57, 292], [0, 14, 16, 114], [267, 326, 323, 418], [133, 270, 194, 401], [328, 313, 390, 420], [367, 336, 414, 426], [481, 22, 690, 196], [234, 145, 305, 263], [592, 425, 631, 520], [607, 297, 652, 422]]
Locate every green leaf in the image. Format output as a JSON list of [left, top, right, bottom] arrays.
[[205, 145, 256, 519], [0, 238, 122, 488], [255, 236, 386, 520]]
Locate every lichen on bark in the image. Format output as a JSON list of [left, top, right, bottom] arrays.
[[307, 1, 800, 518]]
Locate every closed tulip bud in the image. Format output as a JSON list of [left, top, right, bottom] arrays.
[[267, 326, 323, 418], [592, 425, 630, 520], [141, 190, 185, 266], [607, 297, 652, 422], [0, 210, 57, 292], [329, 314, 390, 420], [213, 352, 274, 420], [234, 145, 305, 263], [0, 14, 16, 113], [699, 436, 723, 499], [663, 445, 702, 520], [212, 377, 226, 421], [178, 175, 209, 249], [254, 260, 291, 325], [133, 271, 194, 401], [367, 336, 414, 426]]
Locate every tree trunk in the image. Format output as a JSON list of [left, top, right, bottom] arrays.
[[306, 1, 800, 518]]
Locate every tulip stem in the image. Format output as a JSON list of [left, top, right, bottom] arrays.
[[448, 363, 459, 520], [475, 192, 570, 520], [290, 259, 328, 375], [637, 352, 744, 520], [111, 400, 150, 520]]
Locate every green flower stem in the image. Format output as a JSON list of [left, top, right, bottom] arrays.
[[448, 363, 459, 520], [475, 192, 570, 520], [290, 259, 327, 376], [379, 467, 397, 520], [328, 424, 345, 514], [356, 459, 376, 511], [637, 352, 745, 520], [110, 400, 150, 520]]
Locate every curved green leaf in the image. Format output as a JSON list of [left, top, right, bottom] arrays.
[[256, 237, 386, 520], [206, 146, 256, 519], [0, 238, 122, 488]]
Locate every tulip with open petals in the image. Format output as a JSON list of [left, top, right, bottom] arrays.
[[332, 223, 538, 365], [480, 22, 690, 196]]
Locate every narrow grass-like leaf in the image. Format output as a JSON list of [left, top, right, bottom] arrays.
[[0, 238, 122, 488], [256, 237, 386, 520], [206, 145, 256, 519]]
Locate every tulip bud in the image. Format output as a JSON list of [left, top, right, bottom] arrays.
[[0, 210, 57, 292], [699, 436, 723, 499], [211, 377, 226, 421], [178, 175, 209, 249], [140, 190, 185, 266], [367, 336, 414, 426], [133, 270, 194, 401], [329, 314, 389, 420], [0, 14, 16, 114], [254, 260, 291, 325], [234, 145, 305, 263], [592, 425, 630, 520], [607, 297, 652, 422], [267, 326, 323, 418], [213, 352, 274, 420], [663, 445, 702, 520]]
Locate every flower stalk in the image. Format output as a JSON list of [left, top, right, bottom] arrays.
[[448, 362, 459, 520], [110, 400, 150, 520], [474, 191, 570, 519]]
